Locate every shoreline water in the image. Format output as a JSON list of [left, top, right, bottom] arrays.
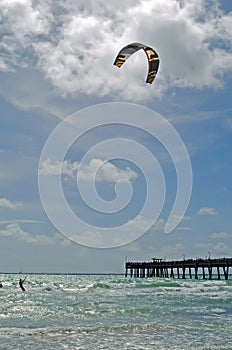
[[1, 274, 232, 349]]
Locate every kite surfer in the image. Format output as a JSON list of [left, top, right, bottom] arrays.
[[19, 277, 26, 291]]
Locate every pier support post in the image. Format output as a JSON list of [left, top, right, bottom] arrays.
[[170, 267, 174, 278], [202, 267, 206, 279], [217, 266, 221, 280], [223, 265, 229, 280], [208, 266, 212, 280]]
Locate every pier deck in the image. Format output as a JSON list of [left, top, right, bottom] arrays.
[[125, 257, 232, 280]]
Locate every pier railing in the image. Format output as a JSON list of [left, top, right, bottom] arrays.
[[125, 258, 232, 280]]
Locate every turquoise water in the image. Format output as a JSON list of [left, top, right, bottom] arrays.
[[0, 274, 232, 349]]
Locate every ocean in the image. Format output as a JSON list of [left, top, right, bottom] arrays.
[[0, 274, 232, 349]]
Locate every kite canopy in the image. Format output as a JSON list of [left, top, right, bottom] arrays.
[[113, 42, 159, 84]]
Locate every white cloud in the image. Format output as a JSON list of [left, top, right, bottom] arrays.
[[194, 242, 213, 250], [69, 230, 105, 247], [40, 158, 137, 183], [170, 215, 192, 231], [0, 219, 44, 224], [78, 159, 137, 182], [194, 241, 232, 256], [1, 0, 51, 38], [129, 216, 165, 232], [39, 158, 79, 178], [198, 207, 217, 216], [0, 57, 10, 72], [213, 242, 231, 254], [209, 231, 232, 239], [0, 223, 53, 244], [0, 197, 22, 209], [0, 0, 231, 101], [157, 242, 186, 260], [62, 215, 164, 248], [66, 214, 192, 248], [176, 226, 192, 231]]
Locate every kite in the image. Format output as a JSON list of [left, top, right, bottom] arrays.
[[113, 42, 159, 84]]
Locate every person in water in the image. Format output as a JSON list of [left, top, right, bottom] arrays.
[[19, 277, 26, 291]]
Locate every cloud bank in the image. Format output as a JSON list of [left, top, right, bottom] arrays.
[[1, 0, 232, 101]]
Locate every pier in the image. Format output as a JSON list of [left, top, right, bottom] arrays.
[[125, 257, 232, 280]]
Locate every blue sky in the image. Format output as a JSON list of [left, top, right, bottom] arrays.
[[0, 0, 231, 273]]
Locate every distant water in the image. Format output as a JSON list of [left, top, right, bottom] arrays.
[[0, 274, 232, 350]]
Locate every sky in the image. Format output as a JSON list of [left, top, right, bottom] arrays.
[[0, 0, 231, 273]]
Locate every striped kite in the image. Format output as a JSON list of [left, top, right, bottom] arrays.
[[113, 42, 159, 84]]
